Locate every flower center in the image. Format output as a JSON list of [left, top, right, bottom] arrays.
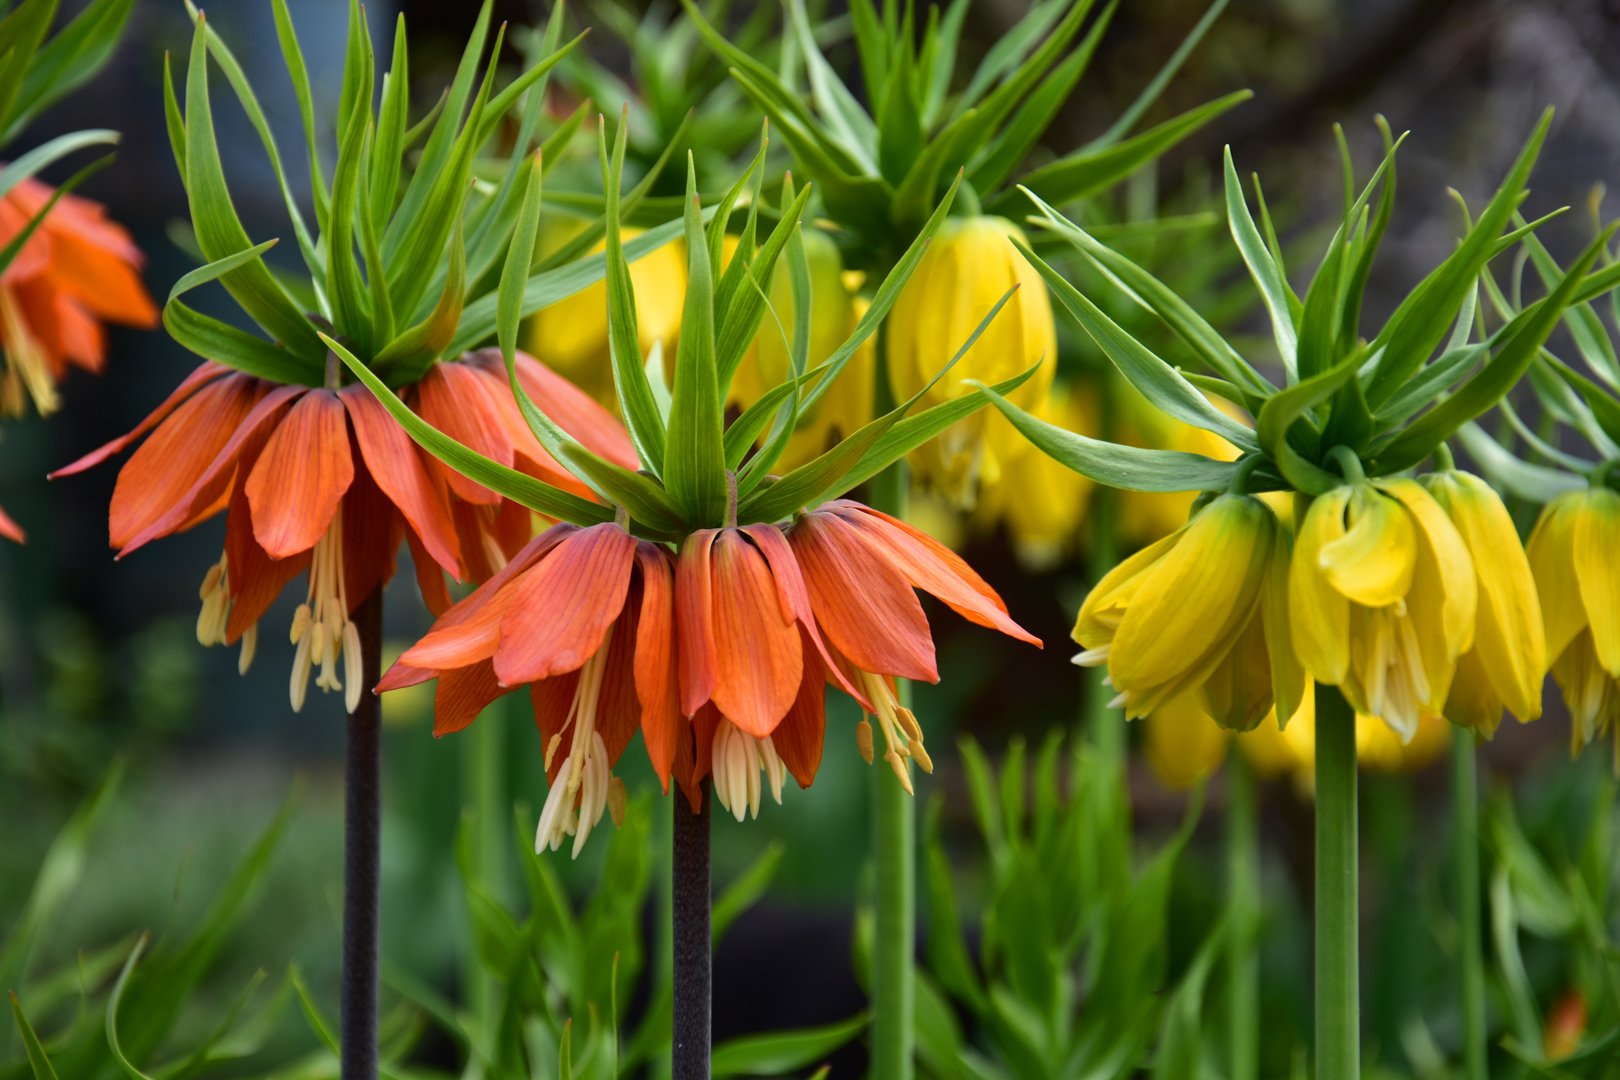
[[290, 505, 360, 714], [711, 718, 786, 822], [1358, 599, 1430, 741], [536, 628, 625, 857], [0, 286, 57, 417], [196, 552, 258, 675], [854, 670, 932, 794]]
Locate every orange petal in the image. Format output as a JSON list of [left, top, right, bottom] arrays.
[[790, 510, 938, 682], [245, 389, 355, 559], [223, 479, 309, 643], [339, 465, 401, 612], [397, 526, 575, 671], [377, 661, 436, 693], [675, 704, 721, 813], [772, 637, 828, 788], [741, 523, 870, 709], [494, 522, 638, 685], [461, 358, 593, 498], [634, 542, 683, 791], [434, 660, 507, 737], [112, 376, 285, 552], [412, 362, 513, 505], [677, 529, 720, 715], [597, 601, 642, 767], [406, 531, 454, 616], [501, 349, 639, 469], [0, 501, 23, 542], [52, 362, 228, 478], [831, 501, 1040, 646], [343, 385, 461, 577], [710, 529, 803, 737]]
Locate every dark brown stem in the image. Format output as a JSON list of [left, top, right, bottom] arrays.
[[341, 588, 384, 1080], [672, 786, 711, 1080]]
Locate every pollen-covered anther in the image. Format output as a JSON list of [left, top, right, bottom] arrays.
[[712, 718, 786, 822], [196, 553, 231, 647], [856, 718, 875, 764], [898, 708, 933, 774], [289, 505, 361, 714], [856, 670, 924, 793]]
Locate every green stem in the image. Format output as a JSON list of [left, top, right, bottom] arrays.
[[1452, 727, 1487, 1080], [867, 335, 914, 1080], [1314, 683, 1359, 1080], [1227, 752, 1260, 1080]]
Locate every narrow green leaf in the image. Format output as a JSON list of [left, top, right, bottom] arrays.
[[665, 159, 728, 523], [712, 1014, 868, 1077], [979, 384, 1240, 492], [1255, 349, 1362, 493], [9, 993, 60, 1080], [1224, 145, 1298, 377], [1015, 237, 1257, 448]]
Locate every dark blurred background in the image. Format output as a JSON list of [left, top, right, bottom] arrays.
[[4, 0, 1619, 1070]]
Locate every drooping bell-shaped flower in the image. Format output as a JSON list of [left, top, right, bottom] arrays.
[[1527, 486, 1620, 763], [1421, 468, 1546, 735], [1291, 479, 1478, 742], [1074, 493, 1299, 729], [886, 216, 1056, 501]]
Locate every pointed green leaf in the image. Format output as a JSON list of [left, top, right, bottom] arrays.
[[665, 161, 728, 523]]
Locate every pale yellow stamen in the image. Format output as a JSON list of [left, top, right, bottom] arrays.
[[0, 286, 58, 417], [854, 670, 930, 794], [196, 551, 260, 675], [711, 718, 787, 822], [535, 630, 619, 857], [289, 504, 361, 714]]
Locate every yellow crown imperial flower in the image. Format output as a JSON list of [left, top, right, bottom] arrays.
[[1526, 486, 1620, 763], [1291, 477, 1478, 742], [1421, 468, 1546, 735], [972, 380, 1096, 569], [1074, 493, 1299, 729], [526, 224, 687, 402], [887, 215, 1056, 502]]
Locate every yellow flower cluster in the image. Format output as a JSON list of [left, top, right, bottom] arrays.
[[1079, 464, 1552, 780]]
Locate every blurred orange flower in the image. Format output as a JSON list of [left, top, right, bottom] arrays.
[[0, 176, 157, 418]]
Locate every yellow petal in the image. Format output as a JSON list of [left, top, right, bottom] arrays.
[[1201, 604, 1275, 732], [1527, 492, 1590, 665], [1143, 693, 1230, 791], [1290, 486, 1353, 685], [1379, 478, 1477, 661], [1071, 529, 1180, 649], [1110, 494, 1274, 716], [1575, 487, 1620, 676], [1444, 647, 1508, 737], [1425, 470, 1545, 722], [1318, 483, 1416, 606], [1262, 519, 1306, 728]]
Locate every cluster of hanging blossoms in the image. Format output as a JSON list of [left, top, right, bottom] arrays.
[[986, 117, 1614, 751], [334, 127, 1039, 850]]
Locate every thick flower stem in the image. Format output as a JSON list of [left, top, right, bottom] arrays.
[[672, 786, 712, 1080], [342, 588, 384, 1080], [868, 451, 916, 1080], [1314, 684, 1359, 1080], [1227, 752, 1260, 1080], [1452, 727, 1487, 1080]]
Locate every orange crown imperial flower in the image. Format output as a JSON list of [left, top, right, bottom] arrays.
[[54, 5, 655, 709], [342, 131, 1041, 851], [0, 176, 157, 418]]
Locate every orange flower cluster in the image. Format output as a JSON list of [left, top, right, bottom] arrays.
[[380, 501, 1037, 851]]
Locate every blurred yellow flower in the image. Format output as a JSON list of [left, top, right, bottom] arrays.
[[1143, 682, 1450, 793], [886, 215, 1055, 502], [1527, 487, 1620, 765], [525, 223, 686, 402], [1074, 493, 1300, 728], [1422, 469, 1545, 736], [1116, 396, 1243, 546], [1291, 479, 1477, 742], [973, 381, 1097, 569], [725, 232, 875, 472]]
